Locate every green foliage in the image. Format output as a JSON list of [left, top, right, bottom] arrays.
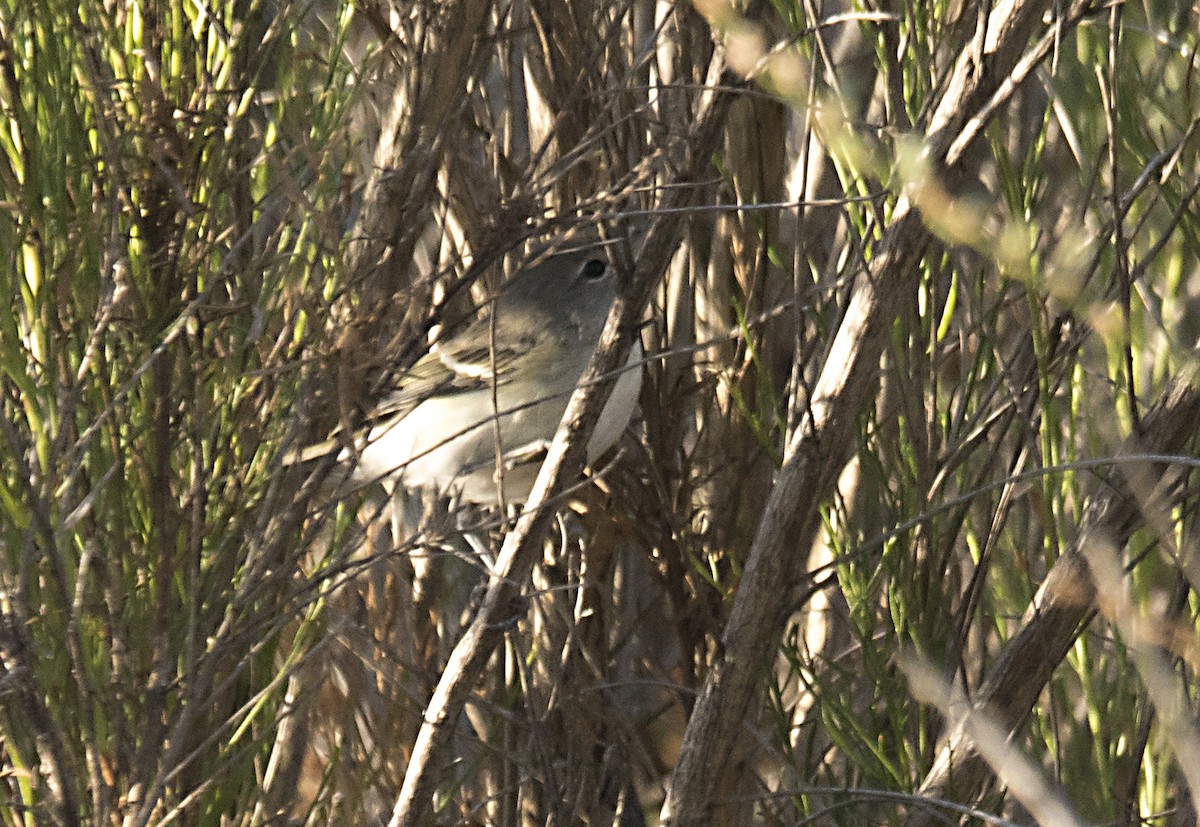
[[4, 0, 1200, 823], [760, 2, 1200, 824], [0, 0, 357, 819]]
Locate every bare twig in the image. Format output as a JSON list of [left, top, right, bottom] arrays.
[[905, 370, 1200, 826], [386, 58, 745, 827], [660, 1, 1094, 823]]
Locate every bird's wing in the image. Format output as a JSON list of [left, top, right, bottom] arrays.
[[285, 339, 531, 466], [287, 301, 550, 466], [364, 328, 542, 423]]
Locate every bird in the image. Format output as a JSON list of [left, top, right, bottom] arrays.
[[296, 238, 642, 506]]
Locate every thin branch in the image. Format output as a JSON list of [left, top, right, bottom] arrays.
[[660, 1, 1094, 823], [905, 369, 1200, 826], [386, 58, 746, 827]]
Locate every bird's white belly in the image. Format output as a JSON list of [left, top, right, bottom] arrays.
[[585, 342, 641, 464], [355, 343, 642, 504]]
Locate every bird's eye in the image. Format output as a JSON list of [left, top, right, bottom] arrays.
[[580, 259, 607, 281]]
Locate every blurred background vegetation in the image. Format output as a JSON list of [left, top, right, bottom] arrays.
[[2, 0, 1199, 824]]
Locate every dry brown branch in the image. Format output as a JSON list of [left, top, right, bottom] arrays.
[[386, 57, 747, 826], [659, 1, 1095, 823], [336, 0, 495, 423], [905, 370, 1200, 826]]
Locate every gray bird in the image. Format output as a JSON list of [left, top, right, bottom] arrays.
[[298, 240, 642, 505]]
